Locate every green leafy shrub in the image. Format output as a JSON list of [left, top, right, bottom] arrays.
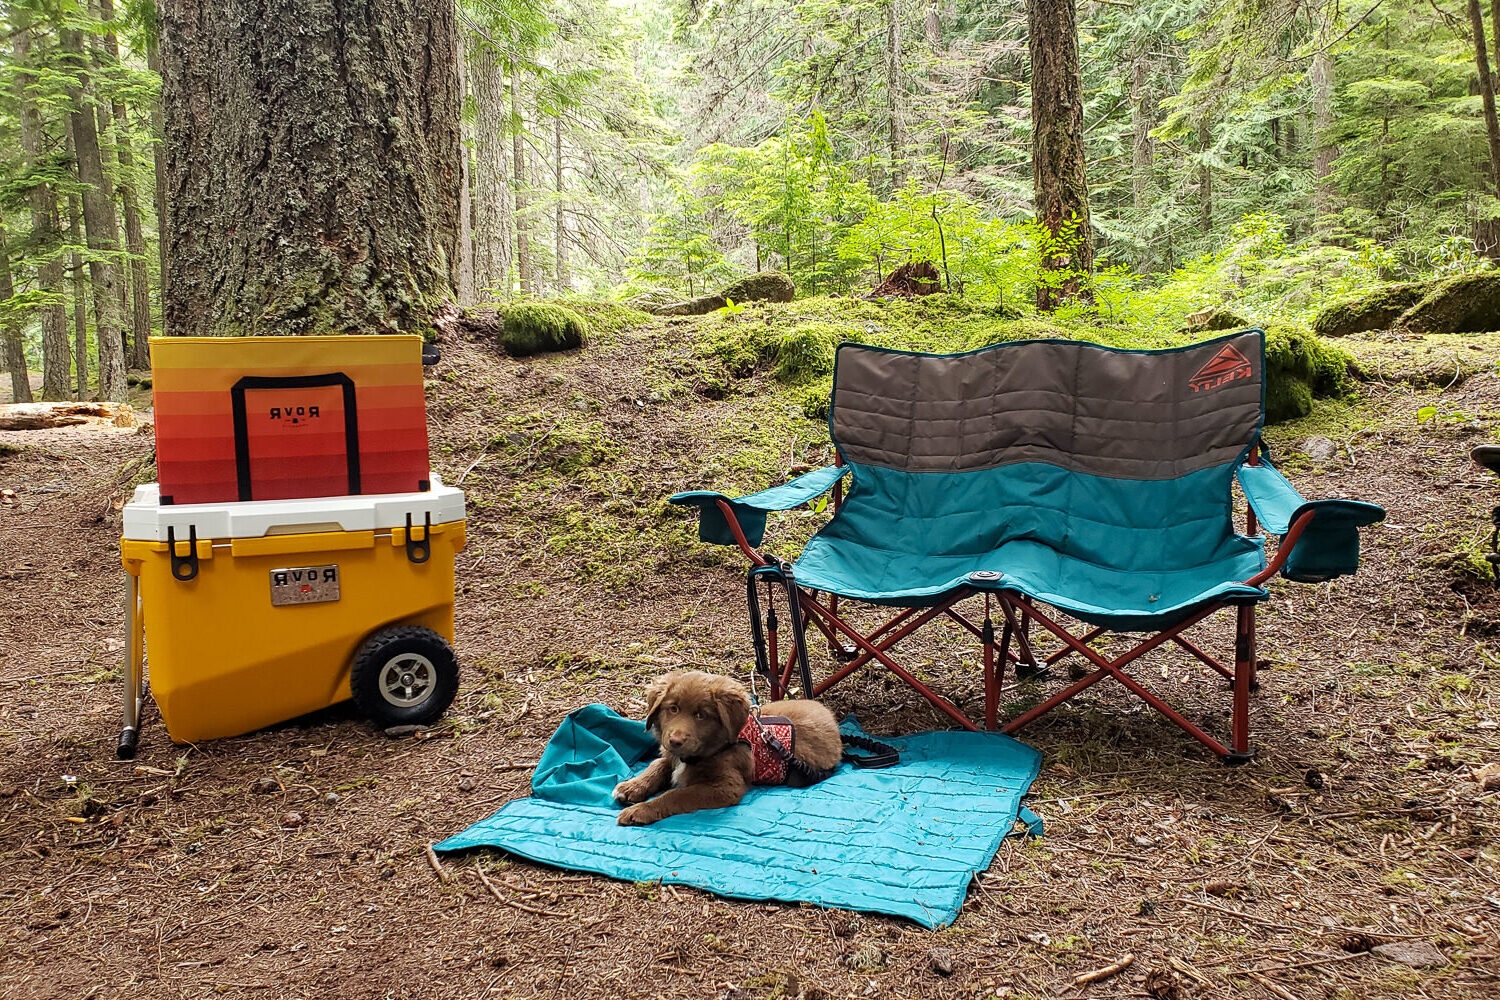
[[500, 303, 590, 357]]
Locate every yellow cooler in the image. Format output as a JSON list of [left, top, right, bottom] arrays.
[[117, 478, 466, 756]]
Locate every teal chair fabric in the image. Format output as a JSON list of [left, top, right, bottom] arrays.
[[672, 330, 1383, 628]]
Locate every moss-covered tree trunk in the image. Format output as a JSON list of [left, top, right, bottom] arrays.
[[15, 26, 72, 402], [61, 26, 129, 402], [159, 1, 460, 337], [1311, 50, 1337, 225], [99, 0, 154, 368], [470, 37, 512, 299], [1471, 0, 1500, 192], [1027, 0, 1094, 310], [1, 224, 32, 403], [511, 69, 533, 297]]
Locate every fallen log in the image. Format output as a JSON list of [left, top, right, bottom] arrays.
[[0, 401, 139, 431]]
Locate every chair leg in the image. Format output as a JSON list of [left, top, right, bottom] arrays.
[[1225, 602, 1256, 766], [983, 610, 1004, 731]]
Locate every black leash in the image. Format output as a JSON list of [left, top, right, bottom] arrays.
[[840, 733, 900, 769]]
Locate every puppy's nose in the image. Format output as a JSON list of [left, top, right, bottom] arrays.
[[668, 735, 685, 749]]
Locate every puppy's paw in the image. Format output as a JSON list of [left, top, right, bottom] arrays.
[[612, 779, 647, 805], [616, 803, 658, 826]]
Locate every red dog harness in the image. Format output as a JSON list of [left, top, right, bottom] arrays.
[[738, 714, 796, 785]]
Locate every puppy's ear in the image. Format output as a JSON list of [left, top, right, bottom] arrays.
[[711, 678, 752, 740], [643, 674, 675, 733]]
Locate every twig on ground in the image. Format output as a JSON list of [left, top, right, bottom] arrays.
[[475, 863, 569, 917], [425, 843, 450, 884], [1244, 970, 1300, 1000], [1251, 950, 1374, 974], [1074, 953, 1133, 985]]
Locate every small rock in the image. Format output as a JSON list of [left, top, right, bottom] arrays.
[[928, 947, 955, 976], [281, 811, 305, 828], [1301, 435, 1338, 462], [458, 776, 477, 793], [251, 777, 280, 795], [845, 943, 885, 970], [323, 792, 340, 806], [384, 725, 424, 739], [1304, 768, 1326, 790], [1473, 762, 1500, 791], [1372, 940, 1446, 968]]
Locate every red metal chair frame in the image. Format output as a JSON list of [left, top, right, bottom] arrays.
[[714, 455, 1317, 763]]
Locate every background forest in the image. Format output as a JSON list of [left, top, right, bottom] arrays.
[[2, 0, 1498, 401]]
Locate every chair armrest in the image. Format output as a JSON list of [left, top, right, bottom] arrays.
[[1237, 462, 1385, 583], [670, 464, 850, 547]]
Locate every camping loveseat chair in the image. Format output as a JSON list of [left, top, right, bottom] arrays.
[[671, 330, 1384, 763]]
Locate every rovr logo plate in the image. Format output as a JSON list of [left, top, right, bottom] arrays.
[[269, 564, 342, 607]]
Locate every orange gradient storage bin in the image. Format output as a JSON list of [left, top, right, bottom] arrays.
[[151, 335, 431, 505]]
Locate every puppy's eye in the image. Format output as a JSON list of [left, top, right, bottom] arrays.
[[694, 710, 704, 720], [667, 705, 678, 714]]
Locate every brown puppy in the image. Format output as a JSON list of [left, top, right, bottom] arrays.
[[612, 671, 844, 825]]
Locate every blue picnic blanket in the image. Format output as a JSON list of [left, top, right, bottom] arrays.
[[435, 704, 1042, 927]]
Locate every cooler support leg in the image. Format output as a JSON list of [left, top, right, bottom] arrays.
[[118, 573, 144, 760]]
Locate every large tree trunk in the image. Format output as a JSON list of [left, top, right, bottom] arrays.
[[61, 27, 129, 403], [99, 0, 154, 368], [554, 115, 569, 293], [14, 27, 72, 401], [886, 0, 905, 191], [1130, 51, 1154, 213], [1027, 0, 1094, 310], [0, 225, 33, 403], [470, 40, 513, 298], [159, 2, 461, 337], [1311, 49, 1338, 225], [1470, 0, 1500, 192], [455, 38, 476, 307], [146, 26, 169, 326], [511, 70, 533, 297], [1197, 120, 1214, 234], [68, 185, 89, 400]]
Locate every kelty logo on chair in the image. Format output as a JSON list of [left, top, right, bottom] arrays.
[[1187, 345, 1253, 392]]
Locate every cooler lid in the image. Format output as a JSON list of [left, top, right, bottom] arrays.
[[122, 474, 465, 541]]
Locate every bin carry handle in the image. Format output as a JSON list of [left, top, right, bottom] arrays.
[[117, 573, 145, 759], [405, 512, 431, 564], [167, 525, 199, 581], [230, 373, 361, 502]]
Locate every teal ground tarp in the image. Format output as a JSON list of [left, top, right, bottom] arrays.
[[435, 704, 1042, 928]]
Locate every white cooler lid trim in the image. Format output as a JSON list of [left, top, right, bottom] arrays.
[[122, 474, 466, 541]]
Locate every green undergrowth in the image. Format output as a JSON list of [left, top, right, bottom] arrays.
[[540, 298, 652, 342], [689, 295, 1354, 424]]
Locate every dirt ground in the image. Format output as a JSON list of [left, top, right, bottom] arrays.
[[1, 320, 1497, 1000]]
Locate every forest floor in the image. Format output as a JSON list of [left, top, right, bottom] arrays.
[[1, 304, 1497, 1000]]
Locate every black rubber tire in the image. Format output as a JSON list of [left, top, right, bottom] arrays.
[[350, 626, 459, 727]]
